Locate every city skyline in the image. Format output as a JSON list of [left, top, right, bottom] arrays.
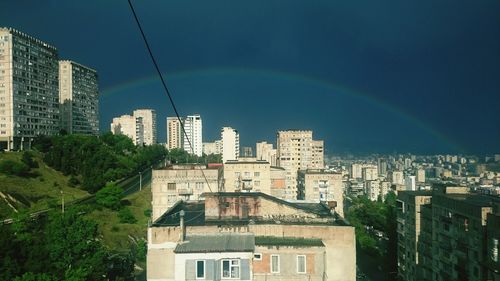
[[2, 1, 499, 154]]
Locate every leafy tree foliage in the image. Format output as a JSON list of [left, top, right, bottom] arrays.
[[0, 208, 134, 280], [37, 133, 167, 193], [118, 208, 137, 224], [95, 183, 123, 210], [21, 151, 38, 168], [0, 159, 30, 176]]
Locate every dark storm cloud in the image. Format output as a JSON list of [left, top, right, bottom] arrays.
[[2, 0, 499, 154]]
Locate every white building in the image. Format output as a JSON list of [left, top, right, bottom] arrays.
[[183, 114, 203, 156], [202, 140, 222, 155], [133, 109, 156, 145], [405, 176, 416, 191], [256, 141, 277, 166], [416, 169, 426, 183], [0, 27, 60, 150], [59, 60, 99, 135], [351, 164, 363, 179], [365, 180, 380, 201], [221, 127, 239, 162], [110, 114, 143, 145], [166, 116, 183, 150], [391, 171, 405, 185]]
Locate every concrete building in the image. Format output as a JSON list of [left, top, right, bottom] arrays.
[[256, 141, 277, 166], [151, 164, 219, 221], [221, 127, 239, 162], [183, 114, 203, 156], [416, 169, 426, 183], [222, 159, 271, 194], [297, 169, 344, 217], [391, 171, 405, 185], [166, 116, 183, 150], [397, 186, 500, 281], [270, 166, 286, 199], [405, 176, 416, 191], [365, 180, 381, 202], [147, 192, 356, 281], [110, 114, 143, 145], [202, 140, 222, 155], [134, 109, 156, 145], [396, 191, 432, 281], [362, 165, 378, 181], [0, 27, 60, 150], [276, 130, 324, 200], [59, 60, 99, 135], [351, 164, 363, 179], [242, 146, 253, 157]]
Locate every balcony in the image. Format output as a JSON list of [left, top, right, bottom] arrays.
[[177, 188, 193, 196]]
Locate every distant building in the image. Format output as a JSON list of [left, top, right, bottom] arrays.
[[416, 169, 426, 183], [391, 171, 404, 185], [351, 164, 363, 179], [405, 176, 416, 191], [0, 27, 60, 150], [166, 116, 183, 150], [150, 164, 219, 221], [365, 180, 381, 201], [202, 140, 222, 155], [362, 165, 378, 181], [297, 169, 344, 217], [276, 130, 324, 200], [242, 146, 253, 157], [133, 109, 156, 145], [222, 159, 272, 194], [147, 192, 356, 281], [110, 114, 143, 145], [256, 141, 277, 166], [59, 60, 99, 135], [221, 127, 239, 162], [183, 114, 203, 156]]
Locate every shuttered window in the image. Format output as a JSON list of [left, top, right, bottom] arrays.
[[297, 255, 306, 274], [196, 260, 205, 279], [271, 255, 280, 273]]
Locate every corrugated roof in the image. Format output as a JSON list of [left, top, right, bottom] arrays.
[[174, 233, 255, 253]]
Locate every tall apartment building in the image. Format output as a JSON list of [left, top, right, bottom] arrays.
[[166, 116, 183, 150], [362, 165, 378, 181], [297, 169, 344, 217], [222, 159, 272, 194], [256, 141, 277, 166], [276, 130, 324, 200], [0, 27, 60, 150], [110, 114, 143, 146], [351, 164, 363, 179], [397, 187, 500, 281], [405, 175, 416, 191], [391, 171, 405, 185], [183, 114, 202, 156], [133, 109, 156, 145], [416, 169, 426, 183], [221, 126, 239, 162], [59, 60, 99, 135]]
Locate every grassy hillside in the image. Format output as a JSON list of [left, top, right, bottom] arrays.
[[0, 151, 89, 219]]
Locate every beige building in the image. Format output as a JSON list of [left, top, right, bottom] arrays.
[[391, 171, 404, 185], [151, 164, 219, 221], [222, 159, 271, 194], [256, 141, 277, 166], [270, 166, 287, 199], [362, 165, 378, 181], [276, 130, 324, 200], [202, 140, 222, 155], [59, 60, 99, 135], [397, 191, 432, 281], [297, 169, 344, 217], [134, 109, 156, 145], [110, 114, 143, 145], [167, 116, 183, 150], [0, 27, 60, 150], [416, 169, 426, 183], [147, 192, 356, 281]]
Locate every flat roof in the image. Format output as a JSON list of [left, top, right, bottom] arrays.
[[174, 233, 255, 253]]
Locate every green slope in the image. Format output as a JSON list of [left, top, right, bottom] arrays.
[[0, 152, 89, 219]]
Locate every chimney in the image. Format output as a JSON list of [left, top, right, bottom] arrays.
[[180, 210, 186, 242]]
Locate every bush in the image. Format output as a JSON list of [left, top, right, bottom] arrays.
[[68, 176, 80, 187], [143, 209, 152, 218], [118, 208, 137, 224], [21, 151, 38, 169], [0, 160, 30, 176], [95, 183, 122, 210]]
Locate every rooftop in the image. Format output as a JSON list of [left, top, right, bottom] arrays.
[[255, 236, 324, 247], [174, 233, 255, 253]]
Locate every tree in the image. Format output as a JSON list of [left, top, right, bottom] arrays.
[[118, 208, 137, 224], [13, 273, 56, 281], [95, 183, 123, 210], [21, 151, 38, 168]]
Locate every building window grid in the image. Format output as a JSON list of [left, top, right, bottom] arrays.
[[271, 255, 280, 273], [297, 255, 306, 274], [222, 259, 240, 279]]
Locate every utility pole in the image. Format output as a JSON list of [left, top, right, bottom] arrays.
[[139, 171, 142, 191]]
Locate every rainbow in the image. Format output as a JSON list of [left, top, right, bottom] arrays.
[[101, 67, 463, 152]]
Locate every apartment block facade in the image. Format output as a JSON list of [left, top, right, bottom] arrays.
[[110, 114, 143, 145], [297, 169, 344, 217], [59, 60, 98, 135], [276, 130, 324, 200], [167, 116, 183, 150], [133, 109, 156, 145], [221, 126, 239, 163], [0, 27, 60, 150], [256, 141, 277, 167], [183, 114, 202, 156]]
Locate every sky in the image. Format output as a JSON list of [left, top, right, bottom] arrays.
[[2, 0, 499, 155]]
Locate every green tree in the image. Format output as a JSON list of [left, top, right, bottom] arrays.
[[95, 183, 123, 210], [118, 208, 137, 224], [21, 151, 38, 168], [13, 272, 56, 281]]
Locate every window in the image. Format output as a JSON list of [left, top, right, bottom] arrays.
[[254, 253, 262, 260], [254, 181, 260, 187], [167, 183, 176, 190], [297, 255, 306, 273], [222, 259, 240, 279], [196, 260, 205, 279], [271, 255, 280, 273], [254, 172, 260, 177]]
